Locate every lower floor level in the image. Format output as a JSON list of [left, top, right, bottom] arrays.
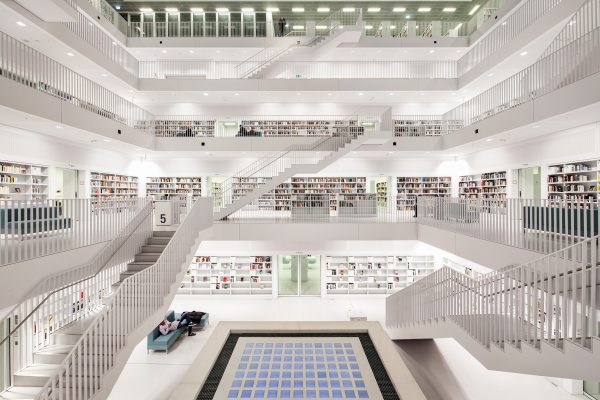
[[108, 295, 588, 400]]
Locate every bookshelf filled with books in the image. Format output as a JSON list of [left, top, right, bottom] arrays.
[[0, 161, 49, 201], [459, 171, 507, 200], [239, 119, 365, 137], [179, 256, 273, 295], [146, 177, 202, 200], [396, 176, 451, 211], [137, 119, 216, 137], [90, 172, 138, 199], [325, 255, 436, 294], [393, 117, 463, 137], [547, 159, 599, 204]]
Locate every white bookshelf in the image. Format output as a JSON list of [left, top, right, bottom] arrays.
[[146, 177, 202, 201], [137, 119, 216, 137], [0, 161, 49, 201], [240, 119, 364, 137], [90, 172, 138, 199], [290, 177, 367, 211], [393, 117, 463, 137], [179, 256, 273, 295], [459, 171, 507, 200], [547, 159, 599, 203], [396, 176, 451, 211], [325, 255, 436, 294]]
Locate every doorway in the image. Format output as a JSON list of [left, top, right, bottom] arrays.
[[54, 168, 78, 199], [517, 166, 542, 201], [278, 254, 321, 296]]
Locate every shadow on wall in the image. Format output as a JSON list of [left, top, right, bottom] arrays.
[[394, 339, 468, 400]]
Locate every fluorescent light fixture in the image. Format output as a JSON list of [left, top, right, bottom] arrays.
[[216, 7, 229, 13], [368, 7, 381, 12], [454, 23, 463, 30], [469, 5, 481, 15], [365, 25, 374, 29], [266, 7, 280, 12], [165, 8, 178, 12], [241, 7, 254, 13], [139, 8, 153, 12], [292, 25, 304, 29], [16, 21, 26, 27], [418, 7, 431, 12], [317, 7, 330, 12], [190, 8, 204, 13], [342, 7, 355, 12], [292, 7, 304, 12], [390, 25, 396, 29], [361, 122, 376, 128], [222, 122, 237, 127], [443, 7, 456, 12], [316, 25, 328, 29], [393, 7, 406, 12]]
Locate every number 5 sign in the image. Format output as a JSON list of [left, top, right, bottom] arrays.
[[154, 201, 173, 226]]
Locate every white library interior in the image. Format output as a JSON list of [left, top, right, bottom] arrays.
[[0, 0, 600, 399]]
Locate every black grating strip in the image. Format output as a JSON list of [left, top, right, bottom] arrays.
[[196, 332, 401, 400]]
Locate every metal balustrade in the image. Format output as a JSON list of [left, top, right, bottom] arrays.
[[417, 197, 600, 254], [128, 21, 269, 38], [224, 195, 416, 223], [387, 234, 600, 355], [0, 201, 153, 391], [84, 0, 128, 35], [446, 26, 600, 127], [0, 31, 152, 131], [37, 198, 212, 400], [0, 198, 151, 266], [458, 0, 564, 76], [392, 115, 464, 137], [61, 9, 138, 76], [139, 60, 458, 80]]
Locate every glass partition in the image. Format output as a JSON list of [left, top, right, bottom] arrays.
[[278, 255, 321, 296]]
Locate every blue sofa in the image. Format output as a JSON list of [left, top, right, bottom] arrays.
[[147, 310, 209, 353]]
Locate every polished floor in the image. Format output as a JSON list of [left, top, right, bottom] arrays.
[[108, 296, 587, 400]]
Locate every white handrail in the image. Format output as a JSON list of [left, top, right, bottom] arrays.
[[387, 234, 600, 352], [37, 198, 212, 400], [0, 198, 151, 266], [1, 200, 153, 380]]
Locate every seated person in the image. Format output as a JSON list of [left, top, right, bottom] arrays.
[[180, 310, 206, 324], [159, 315, 196, 337]]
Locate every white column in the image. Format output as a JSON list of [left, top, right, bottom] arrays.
[[381, 21, 391, 37]]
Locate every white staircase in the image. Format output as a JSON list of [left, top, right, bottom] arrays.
[[236, 8, 363, 79], [213, 123, 377, 220], [387, 234, 600, 380]]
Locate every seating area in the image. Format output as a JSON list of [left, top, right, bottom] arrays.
[[147, 310, 209, 353]]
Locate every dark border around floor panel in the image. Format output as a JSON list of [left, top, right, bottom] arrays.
[[196, 332, 400, 400]]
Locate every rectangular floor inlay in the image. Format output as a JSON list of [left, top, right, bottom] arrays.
[[214, 337, 384, 400]]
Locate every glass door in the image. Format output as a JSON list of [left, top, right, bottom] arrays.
[[278, 255, 321, 296]]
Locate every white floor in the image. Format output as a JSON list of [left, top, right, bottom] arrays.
[[108, 296, 587, 400]]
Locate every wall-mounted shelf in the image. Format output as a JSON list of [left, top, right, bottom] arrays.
[[0, 161, 49, 201]]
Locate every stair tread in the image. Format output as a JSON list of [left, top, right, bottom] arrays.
[[15, 364, 61, 377], [0, 387, 44, 399], [35, 344, 74, 355]]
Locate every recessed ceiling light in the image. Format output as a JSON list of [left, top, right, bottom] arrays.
[[16, 21, 26, 27], [55, 125, 62, 129], [486, 138, 493, 142], [443, 7, 457, 12], [316, 25, 328, 30], [216, 50, 221, 53], [129, 89, 134, 93], [533, 125, 541, 129], [139, 8, 153, 12], [189, 50, 194, 54], [266, 7, 280, 12], [365, 25, 374, 30], [352, 151, 357, 154], [469, 5, 481, 15], [292, 7, 304, 12], [342, 7, 355, 12], [165, 8, 178, 12], [296, 92, 301, 96], [101, 73, 107, 77], [389, 93, 394, 96], [368, 8, 381, 12], [393, 7, 406, 12], [420, 93, 425, 96], [520, 51, 528, 56], [487, 73, 493, 77], [317, 7, 330, 12], [242, 8, 254, 13], [456, 50, 462, 53], [203, 92, 209, 96], [418, 7, 431, 12], [390, 25, 397, 29], [358, 92, 364, 96], [293, 25, 305, 30], [234, 93, 239, 96], [66, 52, 74, 57], [216, 8, 229, 13], [376, 50, 381, 53], [135, 148, 142, 151], [327, 93, 332, 96], [115, 5, 120, 10], [103, 139, 111, 142], [429, 50, 435, 54], [190, 8, 204, 13]]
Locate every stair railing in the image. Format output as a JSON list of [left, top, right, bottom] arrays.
[[215, 116, 367, 218], [387, 234, 600, 352], [37, 198, 213, 400], [305, 8, 362, 46], [0, 199, 153, 386]]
